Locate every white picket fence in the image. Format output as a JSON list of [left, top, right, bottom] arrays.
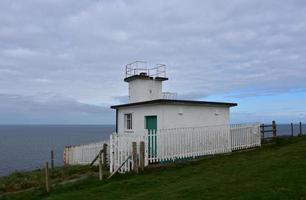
[[63, 140, 109, 165], [63, 123, 261, 172], [230, 124, 261, 150], [109, 133, 148, 173], [150, 125, 232, 163], [109, 123, 260, 173]]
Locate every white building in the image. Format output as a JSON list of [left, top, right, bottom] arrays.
[[64, 62, 261, 170], [111, 61, 237, 133]]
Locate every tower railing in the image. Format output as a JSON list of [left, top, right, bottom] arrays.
[[162, 92, 177, 100], [125, 61, 166, 78]]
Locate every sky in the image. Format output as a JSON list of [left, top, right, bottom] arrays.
[[0, 0, 305, 124]]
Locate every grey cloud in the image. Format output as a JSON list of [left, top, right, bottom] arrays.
[[0, 93, 114, 124], [225, 88, 306, 99], [177, 92, 209, 100], [0, 93, 111, 114], [0, 0, 306, 123], [231, 110, 306, 124], [112, 95, 129, 103]]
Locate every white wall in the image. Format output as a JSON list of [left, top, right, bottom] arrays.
[[117, 104, 230, 133], [128, 79, 162, 103]]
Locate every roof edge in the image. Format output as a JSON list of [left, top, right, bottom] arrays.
[[111, 99, 237, 109], [124, 75, 168, 82]]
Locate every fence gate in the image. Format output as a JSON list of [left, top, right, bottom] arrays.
[[109, 133, 148, 173], [145, 115, 157, 163], [148, 129, 157, 163]]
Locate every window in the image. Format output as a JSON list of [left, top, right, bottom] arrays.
[[124, 113, 133, 130]]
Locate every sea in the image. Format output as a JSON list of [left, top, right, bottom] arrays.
[[0, 124, 304, 177], [0, 125, 115, 177]]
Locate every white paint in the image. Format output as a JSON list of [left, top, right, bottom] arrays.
[[63, 139, 109, 165], [109, 123, 261, 173], [128, 78, 163, 103], [117, 104, 230, 133]]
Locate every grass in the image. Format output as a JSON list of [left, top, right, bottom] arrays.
[[0, 165, 98, 194], [1, 136, 306, 200]]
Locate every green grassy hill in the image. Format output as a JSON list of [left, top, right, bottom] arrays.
[[1, 136, 306, 200]]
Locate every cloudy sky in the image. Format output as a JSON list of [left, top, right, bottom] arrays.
[[0, 0, 305, 124]]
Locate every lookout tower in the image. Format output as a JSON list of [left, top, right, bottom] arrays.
[[111, 61, 237, 134], [124, 61, 169, 103]]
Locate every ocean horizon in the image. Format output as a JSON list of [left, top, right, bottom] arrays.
[[0, 123, 304, 177], [0, 125, 115, 177]]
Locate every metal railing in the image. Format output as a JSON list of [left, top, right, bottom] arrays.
[[162, 92, 177, 100], [125, 61, 166, 78]]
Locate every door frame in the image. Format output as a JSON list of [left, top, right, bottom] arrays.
[[145, 115, 157, 162], [145, 115, 157, 130]]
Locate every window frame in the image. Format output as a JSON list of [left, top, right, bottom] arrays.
[[124, 113, 133, 131]]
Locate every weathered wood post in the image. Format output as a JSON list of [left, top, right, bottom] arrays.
[[63, 146, 69, 166], [50, 150, 54, 170], [132, 142, 138, 173], [45, 161, 50, 193], [99, 151, 103, 181], [261, 124, 265, 140], [272, 121, 277, 137], [139, 141, 145, 171], [103, 143, 108, 168], [299, 122, 302, 136], [291, 123, 294, 137]]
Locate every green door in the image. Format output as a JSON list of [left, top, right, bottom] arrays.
[[145, 116, 157, 162], [145, 116, 157, 130]]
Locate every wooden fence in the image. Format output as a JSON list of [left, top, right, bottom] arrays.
[[109, 132, 148, 173], [260, 121, 277, 139], [149, 125, 231, 163], [109, 123, 261, 173], [231, 124, 261, 150], [260, 121, 303, 139], [63, 140, 109, 165], [293, 122, 303, 136], [63, 122, 304, 176]]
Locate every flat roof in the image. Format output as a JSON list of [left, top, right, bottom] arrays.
[[124, 74, 168, 82], [111, 99, 237, 109]]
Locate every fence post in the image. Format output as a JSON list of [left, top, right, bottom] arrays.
[[132, 142, 138, 173], [103, 143, 107, 168], [63, 146, 70, 166], [45, 161, 50, 193], [299, 122, 302, 136], [51, 150, 54, 170], [291, 123, 294, 137], [139, 141, 145, 171], [272, 121, 277, 137], [99, 152, 103, 181], [261, 124, 265, 140], [109, 134, 113, 173]]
